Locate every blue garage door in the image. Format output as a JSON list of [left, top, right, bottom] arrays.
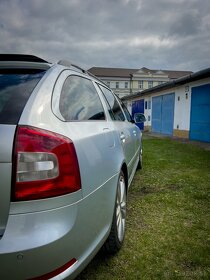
[[152, 93, 175, 135], [151, 95, 162, 133], [190, 84, 210, 142], [132, 99, 144, 130]]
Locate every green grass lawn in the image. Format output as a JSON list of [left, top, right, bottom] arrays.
[[76, 136, 210, 280]]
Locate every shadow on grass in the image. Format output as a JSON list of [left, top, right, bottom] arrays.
[[75, 250, 116, 280]]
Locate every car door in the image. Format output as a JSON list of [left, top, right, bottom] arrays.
[[98, 85, 138, 179]]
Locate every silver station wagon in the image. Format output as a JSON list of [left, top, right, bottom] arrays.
[[0, 54, 144, 279]]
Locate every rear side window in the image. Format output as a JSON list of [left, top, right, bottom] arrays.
[[59, 75, 105, 121], [0, 70, 45, 124], [98, 85, 125, 121]]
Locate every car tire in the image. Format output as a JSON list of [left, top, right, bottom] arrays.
[[103, 171, 127, 254], [137, 147, 142, 170]]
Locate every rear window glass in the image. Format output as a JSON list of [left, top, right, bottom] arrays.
[[0, 69, 45, 124], [59, 75, 105, 121]]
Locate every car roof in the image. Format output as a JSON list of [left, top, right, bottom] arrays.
[[0, 54, 108, 87], [0, 54, 51, 71]]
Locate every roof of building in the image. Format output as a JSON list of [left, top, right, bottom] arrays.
[[121, 67, 210, 101], [164, 70, 193, 79], [88, 67, 137, 78], [88, 66, 193, 80]]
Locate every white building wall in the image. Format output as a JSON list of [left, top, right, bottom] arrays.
[[174, 86, 191, 131], [174, 77, 210, 131]]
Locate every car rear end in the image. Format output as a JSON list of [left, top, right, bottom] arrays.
[[0, 56, 119, 279]]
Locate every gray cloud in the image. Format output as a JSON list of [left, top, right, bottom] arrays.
[[0, 0, 209, 71]]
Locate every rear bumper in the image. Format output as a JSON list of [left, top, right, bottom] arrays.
[[0, 174, 118, 279], [0, 201, 79, 279]]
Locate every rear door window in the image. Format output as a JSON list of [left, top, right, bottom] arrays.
[[117, 98, 133, 122], [59, 75, 105, 121], [0, 69, 45, 124], [98, 85, 125, 121]]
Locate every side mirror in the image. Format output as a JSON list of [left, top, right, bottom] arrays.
[[134, 113, 146, 123]]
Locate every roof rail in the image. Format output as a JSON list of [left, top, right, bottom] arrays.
[[0, 54, 49, 63], [57, 60, 86, 73]]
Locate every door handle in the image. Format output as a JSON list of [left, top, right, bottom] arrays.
[[120, 133, 126, 143], [133, 130, 137, 136]]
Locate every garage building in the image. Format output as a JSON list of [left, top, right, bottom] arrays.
[[122, 68, 210, 143]]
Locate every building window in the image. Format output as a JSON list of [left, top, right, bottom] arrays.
[[116, 82, 119, 89], [145, 101, 148, 110], [148, 100, 151, 109], [148, 81, 153, 88], [125, 82, 128, 89], [138, 80, 143, 89]]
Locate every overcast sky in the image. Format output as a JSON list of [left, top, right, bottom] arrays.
[[0, 0, 210, 71]]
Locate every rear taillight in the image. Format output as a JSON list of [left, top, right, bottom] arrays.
[[12, 126, 81, 201]]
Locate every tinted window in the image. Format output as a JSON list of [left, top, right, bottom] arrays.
[[145, 101, 148, 109], [0, 70, 45, 124], [120, 102, 133, 122], [59, 76, 105, 121], [99, 85, 125, 121]]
